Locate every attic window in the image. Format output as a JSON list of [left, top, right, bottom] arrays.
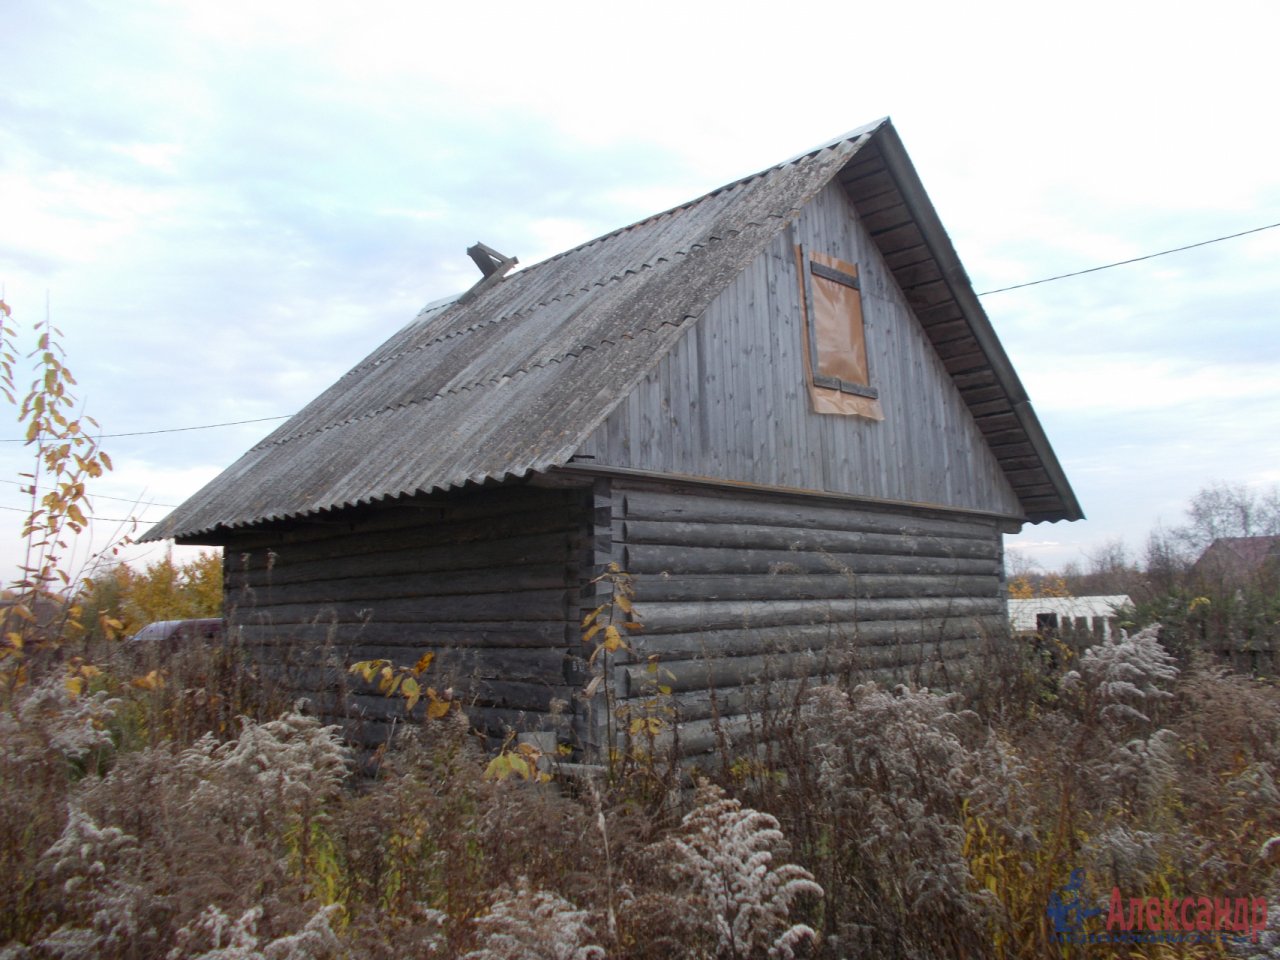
[[796, 246, 884, 420]]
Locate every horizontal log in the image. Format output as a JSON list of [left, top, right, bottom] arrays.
[[349, 679, 574, 717], [234, 588, 570, 625], [228, 533, 573, 589], [344, 645, 568, 684], [620, 489, 997, 540], [632, 573, 998, 603], [649, 678, 812, 724], [621, 634, 983, 694], [631, 615, 1008, 660], [665, 664, 971, 760], [468, 705, 574, 738], [624, 543, 998, 577], [228, 509, 576, 571], [232, 563, 568, 606], [634, 596, 1004, 634], [221, 486, 581, 551], [235, 619, 568, 648], [623, 520, 997, 560]]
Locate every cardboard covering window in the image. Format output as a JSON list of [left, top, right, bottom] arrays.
[[796, 247, 883, 420]]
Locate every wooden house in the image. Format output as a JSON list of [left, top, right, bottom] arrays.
[[146, 118, 1082, 760]]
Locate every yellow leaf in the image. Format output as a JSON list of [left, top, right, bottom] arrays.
[[130, 670, 164, 691], [603, 625, 626, 652], [401, 676, 420, 713], [581, 604, 607, 628], [64, 675, 84, 698], [5, 632, 23, 651], [412, 652, 435, 675], [426, 694, 451, 720], [348, 660, 380, 684], [615, 594, 633, 614], [583, 621, 603, 644], [484, 754, 521, 781]]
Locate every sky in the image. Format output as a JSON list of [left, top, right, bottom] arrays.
[[2, 0, 1278, 584]]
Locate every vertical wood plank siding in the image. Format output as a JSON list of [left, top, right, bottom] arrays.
[[221, 485, 584, 745], [607, 480, 1007, 760], [575, 181, 1024, 519]]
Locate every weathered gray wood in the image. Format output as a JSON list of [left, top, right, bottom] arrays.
[[623, 519, 998, 558], [621, 633, 982, 695], [229, 510, 576, 570], [238, 619, 568, 648], [622, 488, 998, 538], [631, 573, 997, 603], [229, 535, 573, 588], [576, 180, 1026, 518], [344, 645, 567, 682], [624, 543, 998, 576], [232, 564, 568, 605], [236, 589, 569, 624], [634, 596, 1002, 634], [632, 615, 1008, 660]]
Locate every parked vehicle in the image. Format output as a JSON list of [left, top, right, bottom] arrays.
[[127, 618, 224, 653]]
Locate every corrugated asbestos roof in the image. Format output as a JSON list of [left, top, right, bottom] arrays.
[[146, 118, 1080, 541]]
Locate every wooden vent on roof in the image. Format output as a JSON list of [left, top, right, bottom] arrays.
[[459, 242, 518, 304]]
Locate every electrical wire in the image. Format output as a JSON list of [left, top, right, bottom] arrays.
[[976, 220, 1280, 296], [0, 478, 176, 507], [0, 414, 289, 443], [0, 503, 152, 524]]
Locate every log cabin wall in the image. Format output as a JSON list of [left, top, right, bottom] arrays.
[[220, 484, 586, 747], [587, 478, 1008, 761], [575, 180, 1025, 519]]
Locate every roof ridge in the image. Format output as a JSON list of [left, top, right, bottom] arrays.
[[337, 222, 769, 382], [477, 127, 880, 290]]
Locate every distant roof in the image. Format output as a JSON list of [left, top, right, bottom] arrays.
[[146, 119, 1080, 542], [1193, 536, 1280, 581], [1009, 596, 1132, 631]]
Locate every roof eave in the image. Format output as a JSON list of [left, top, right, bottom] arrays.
[[867, 122, 1083, 523]]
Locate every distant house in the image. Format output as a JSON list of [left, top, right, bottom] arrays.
[[145, 118, 1081, 761], [1008, 595, 1131, 644], [1192, 536, 1280, 588]]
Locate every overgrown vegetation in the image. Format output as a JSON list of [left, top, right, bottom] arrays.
[[2, 299, 1278, 958]]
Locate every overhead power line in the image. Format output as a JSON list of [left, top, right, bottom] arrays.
[[0, 503, 153, 524], [977, 220, 1280, 296], [0, 478, 176, 507], [0, 414, 290, 443]]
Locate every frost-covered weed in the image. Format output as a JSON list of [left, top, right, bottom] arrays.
[[1101, 727, 1180, 807], [165, 904, 345, 960], [35, 809, 159, 959], [182, 709, 350, 831], [463, 880, 605, 960], [0, 677, 118, 766], [1082, 824, 1166, 890], [665, 782, 821, 960], [799, 683, 991, 956], [1061, 625, 1178, 728], [25, 709, 350, 956]]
